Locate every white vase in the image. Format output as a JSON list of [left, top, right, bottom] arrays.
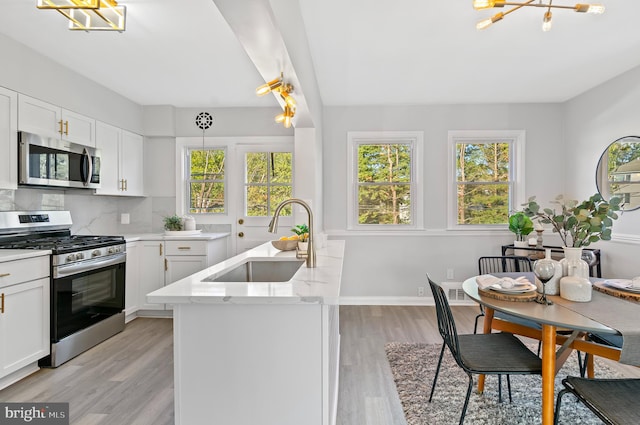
[[513, 240, 529, 257], [559, 247, 589, 278], [559, 247, 592, 302]]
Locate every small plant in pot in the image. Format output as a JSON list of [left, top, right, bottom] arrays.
[[509, 211, 534, 255], [163, 214, 183, 232], [292, 224, 310, 250]]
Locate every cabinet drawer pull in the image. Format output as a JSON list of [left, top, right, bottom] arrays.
[[177, 247, 191, 250], [0, 273, 10, 278], [164, 258, 168, 271], [58, 119, 64, 135], [64, 120, 69, 136], [160, 243, 163, 256], [1, 293, 4, 314]]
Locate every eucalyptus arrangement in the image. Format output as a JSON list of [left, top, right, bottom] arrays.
[[508, 212, 534, 242], [291, 224, 310, 242], [163, 214, 183, 231], [521, 193, 622, 248]]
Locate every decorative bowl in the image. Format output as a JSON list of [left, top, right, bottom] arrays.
[[271, 240, 298, 251]]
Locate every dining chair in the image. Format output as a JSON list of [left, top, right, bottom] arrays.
[[554, 376, 640, 425], [427, 275, 542, 425]]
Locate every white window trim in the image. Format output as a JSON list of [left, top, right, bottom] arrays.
[[447, 130, 526, 230], [347, 131, 424, 231]]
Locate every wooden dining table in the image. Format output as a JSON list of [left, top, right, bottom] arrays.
[[462, 277, 639, 425]]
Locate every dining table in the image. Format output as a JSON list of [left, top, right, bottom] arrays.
[[462, 276, 640, 425]]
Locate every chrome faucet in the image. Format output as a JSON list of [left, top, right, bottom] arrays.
[[268, 198, 316, 268]]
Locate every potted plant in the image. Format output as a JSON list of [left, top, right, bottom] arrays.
[[163, 214, 183, 232], [521, 193, 622, 248], [522, 193, 622, 301], [508, 211, 534, 255], [291, 223, 310, 250]]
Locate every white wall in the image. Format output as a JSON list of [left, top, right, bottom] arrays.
[[323, 103, 569, 298], [563, 65, 640, 279], [0, 33, 142, 133]]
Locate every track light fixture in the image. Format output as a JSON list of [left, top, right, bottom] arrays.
[[256, 73, 297, 129], [473, 1, 605, 31], [37, 0, 126, 32]]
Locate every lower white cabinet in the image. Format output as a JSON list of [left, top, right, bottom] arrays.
[[0, 254, 50, 389], [135, 236, 229, 312], [138, 240, 166, 311]]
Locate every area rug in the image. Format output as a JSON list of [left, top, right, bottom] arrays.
[[385, 342, 625, 425]]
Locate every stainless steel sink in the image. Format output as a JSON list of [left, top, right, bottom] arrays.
[[203, 260, 305, 283]]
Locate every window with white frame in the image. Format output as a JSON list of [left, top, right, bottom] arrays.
[[448, 130, 525, 228], [186, 147, 226, 214], [243, 151, 293, 217], [347, 131, 423, 230]]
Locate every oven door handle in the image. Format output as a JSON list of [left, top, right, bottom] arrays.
[[54, 254, 125, 279]]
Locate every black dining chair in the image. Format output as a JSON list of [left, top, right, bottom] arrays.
[[554, 376, 640, 425], [427, 275, 542, 425]]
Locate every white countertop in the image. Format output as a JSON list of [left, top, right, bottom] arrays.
[[0, 249, 51, 262], [147, 240, 345, 305], [123, 232, 230, 242]]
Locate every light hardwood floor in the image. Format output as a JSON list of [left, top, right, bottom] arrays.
[[1, 306, 638, 425]]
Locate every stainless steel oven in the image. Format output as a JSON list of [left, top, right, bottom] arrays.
[[18, 131, 101, 189], [50, 251, 125, 366]]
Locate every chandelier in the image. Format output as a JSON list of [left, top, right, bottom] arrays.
[[37, 0, 126, 32], [473, 1, 605, 31]]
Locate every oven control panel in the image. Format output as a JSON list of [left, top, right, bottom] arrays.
[[53, 243, 127, 266]]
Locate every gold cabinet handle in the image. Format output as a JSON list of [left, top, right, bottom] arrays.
[[238, 232, 244, 238], [177, 247, 191, 250], [64, 120, 69, 135], [119, 179, 124, 191], [159, 243, 163, 256], [164, 258, 168, 271], [124, 179, 128, 191], [58, 120, 64, 135], [1, 293, 4, 314], [0, 273, 10, 278]]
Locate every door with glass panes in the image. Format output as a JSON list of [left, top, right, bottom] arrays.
[[235, 145, 294, 254]]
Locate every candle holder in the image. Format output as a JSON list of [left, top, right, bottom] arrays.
[[535, 229, 544, 249]]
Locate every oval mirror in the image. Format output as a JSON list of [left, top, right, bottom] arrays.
[[596, 135, 640, 211]]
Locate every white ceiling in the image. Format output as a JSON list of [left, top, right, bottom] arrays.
[[1, 0, 640, 108]]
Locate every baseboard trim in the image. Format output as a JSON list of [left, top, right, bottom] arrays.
[[338, 296, 476, 306]]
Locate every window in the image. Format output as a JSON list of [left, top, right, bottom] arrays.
[[448, 130, 525, 228], [244, 151, 293, 217], [187, 147, 226, 214], [347, 131, 423, 230]]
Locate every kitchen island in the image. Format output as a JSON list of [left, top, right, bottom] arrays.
[[146, 240, 344, 425]]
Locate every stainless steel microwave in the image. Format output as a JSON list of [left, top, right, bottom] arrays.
[[18, 131, 101, 189]]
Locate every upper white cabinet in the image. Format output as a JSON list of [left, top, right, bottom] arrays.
[[0, 87, 18, 190], [95, 121, 144, 197], [18, 94, 95, 147]]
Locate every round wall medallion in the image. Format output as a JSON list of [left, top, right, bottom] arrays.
[[195, 112, 213, 130]]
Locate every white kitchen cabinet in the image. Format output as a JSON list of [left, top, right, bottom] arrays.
[[138, 241, 165, 311], [95, 121, 144, 196], [124, 241, 139, 320], [0, 254, 50, 390], [17, 94, 95, 147], [136, 236, 229, 313], [0, 87, 18, 190]]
